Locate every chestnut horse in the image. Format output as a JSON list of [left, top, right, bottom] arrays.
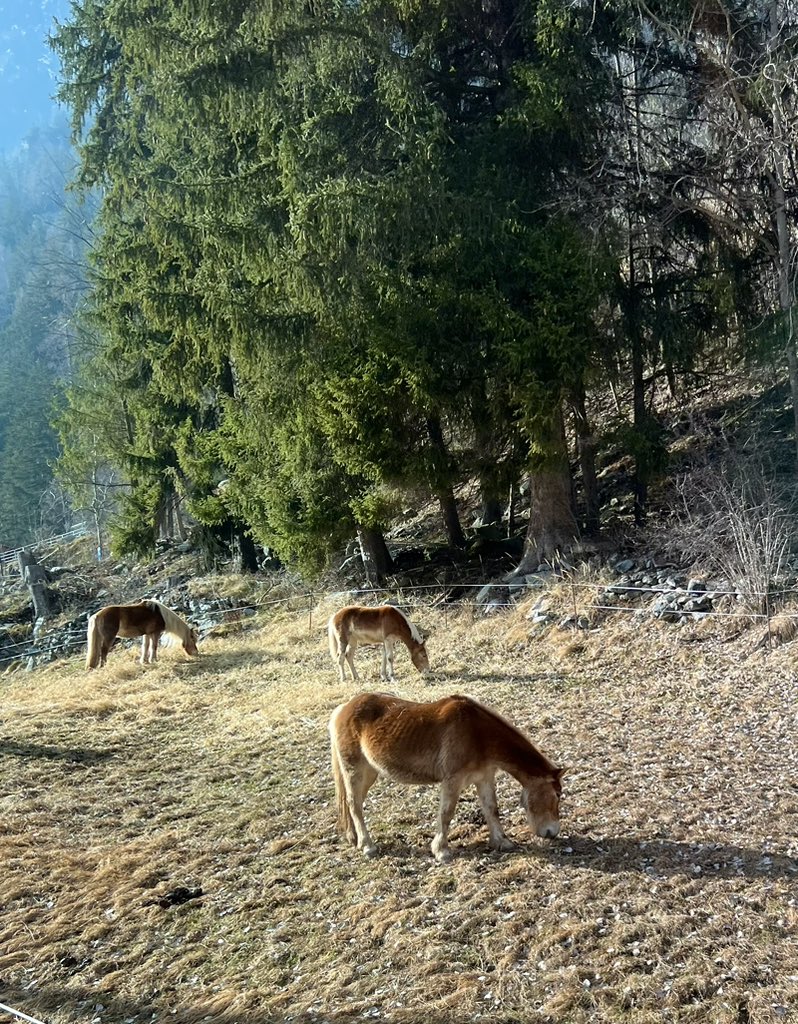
[[86, 599, 199, 670], [329, 692, 564, 862], [327, 605, 429, 681]]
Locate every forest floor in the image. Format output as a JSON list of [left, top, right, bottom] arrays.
[[1, 590, 797, 1024]]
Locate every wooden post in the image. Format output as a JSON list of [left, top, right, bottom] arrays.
[[17, 550, 51, 621]]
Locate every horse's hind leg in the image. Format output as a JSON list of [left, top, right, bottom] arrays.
[[476, 776, 516, 853], [100, 632, 114, 667], [432, 777, 464, 863], [343, 643, 359, 681], [343, 760, 378, 856], [150, 633, 160, 663]]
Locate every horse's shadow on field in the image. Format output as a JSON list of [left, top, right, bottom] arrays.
[[373, 833, 797, 881], [429, 669, 562, 686], [0, 737, 116, 765], [519, 834, 796, 881]]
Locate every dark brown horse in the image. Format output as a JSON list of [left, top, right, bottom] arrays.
[[85, 599, 198, 670], [327, 605, 429, 681], [329, 692, 564, 862]]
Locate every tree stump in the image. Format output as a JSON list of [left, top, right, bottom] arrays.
[[17, 550, 51, 621]]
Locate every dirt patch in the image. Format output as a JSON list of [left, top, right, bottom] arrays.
[[0, 604, 796, 1024]]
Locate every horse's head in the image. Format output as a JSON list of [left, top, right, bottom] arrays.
[[521, 768, 565, 839], [183, 627, 200, 656], [411, 639, 430, 674]]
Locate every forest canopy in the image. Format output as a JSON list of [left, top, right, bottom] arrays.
[[37, 0, 798, 576]]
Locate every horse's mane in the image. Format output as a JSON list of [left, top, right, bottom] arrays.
[[462, 695, 557, 774], [386, 605, 423, 644], [145, 599, 191, 639]]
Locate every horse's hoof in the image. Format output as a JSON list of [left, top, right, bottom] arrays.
[[433, 848, 453, 864], [493, 839, 518, 854], [362, 844, 378, 858]]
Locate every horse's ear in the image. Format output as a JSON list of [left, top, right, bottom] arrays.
[[554, 767, 568, 780]]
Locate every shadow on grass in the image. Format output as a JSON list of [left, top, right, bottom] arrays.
[[0, 983, 373, 1024], [527, 833, 798, 881], [0, 738, 116, 764], [353, 832, 797, 881], [427, 669, 565, 686]]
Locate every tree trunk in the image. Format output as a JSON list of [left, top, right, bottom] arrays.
[[767, 1, 798, 465], [426, 414, 466, 548], [479, 496, 503, 528], [572, 385, 600, 536], [231, 525, 259, 573], [514, 403, 578, 574], [628, 253, 649, 526], [506, 478, 517, 537], [357, 525, 393, 584]]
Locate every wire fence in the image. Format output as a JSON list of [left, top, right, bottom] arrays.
[[0, 525, 90, 568], [2, 573, 797, 671]]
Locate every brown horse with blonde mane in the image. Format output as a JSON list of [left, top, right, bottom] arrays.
[[85, 599, 199, 670], [327, 605, 429, 681], [329, 692, 564, 862]]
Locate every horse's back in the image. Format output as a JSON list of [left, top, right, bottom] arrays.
[[332, 692, 488, 783], [330, 605, 413, 645], [94, 601, 163, 638]]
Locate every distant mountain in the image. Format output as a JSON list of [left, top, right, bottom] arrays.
[[0, 0, 71, 154]]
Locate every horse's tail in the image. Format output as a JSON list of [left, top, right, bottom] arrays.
[[85, 614, 100, 670], [329, 706, 354, 838], [328, 615, 341, 664]]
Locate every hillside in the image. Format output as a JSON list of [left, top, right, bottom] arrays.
[[0, 596, 796, 1024]]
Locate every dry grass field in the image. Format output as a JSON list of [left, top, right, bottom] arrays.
[[1, 593, 797, 1024]]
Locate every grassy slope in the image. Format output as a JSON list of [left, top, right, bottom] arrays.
[[1, 598, 797, 1024]]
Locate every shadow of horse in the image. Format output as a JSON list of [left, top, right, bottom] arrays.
[[428, 669, 565, 686], [519, 833, 797, 881], [0, 738, 117, 765], [358, 830, 797, 881]]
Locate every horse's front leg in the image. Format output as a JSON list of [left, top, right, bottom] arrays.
[[431, 778, 464, 863], [381, 638, 396, 681], [476, 776, 516, 853], [140, 635, 149, 665], [150, 633, 159, 663]]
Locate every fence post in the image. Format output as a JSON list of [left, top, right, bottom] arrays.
[[765, 588, 773, 650], [308, 593, 313, 634]]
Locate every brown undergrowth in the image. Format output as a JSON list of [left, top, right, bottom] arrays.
[[1, 600, 797, 1024]]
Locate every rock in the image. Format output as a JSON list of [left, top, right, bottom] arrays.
[[558, 614, 589, 630], [523, 573, 550, 588], [614, 559, 635, 574], [476, 584, 509, 606], [687, 578, 707, 593], [530, 611, 553, 626]]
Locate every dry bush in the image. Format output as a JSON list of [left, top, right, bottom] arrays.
[[663, 449, 798, 612]]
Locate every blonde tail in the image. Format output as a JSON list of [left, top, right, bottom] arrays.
[[329, 710, 354, 839], [85, 614, 100, 670], [328, 616, 340, 667]]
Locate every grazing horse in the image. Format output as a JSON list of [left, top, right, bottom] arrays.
[[85, 599, 199, 670], [329, 692, 564, 862], [327, 605, 429, 681]]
